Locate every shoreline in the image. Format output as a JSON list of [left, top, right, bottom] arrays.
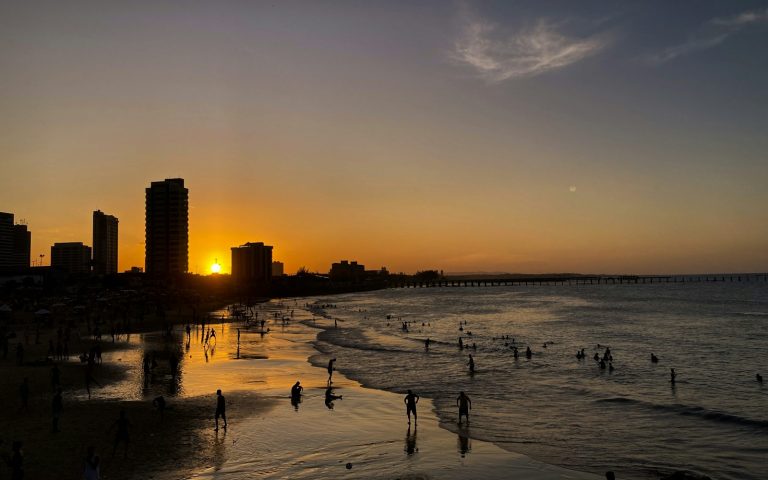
[[2, 300, 602, 479]]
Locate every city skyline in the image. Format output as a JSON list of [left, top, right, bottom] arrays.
[[1, 1, 767, 275]]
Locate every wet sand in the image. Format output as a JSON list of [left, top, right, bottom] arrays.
[[185, 309, 600, 480], [1, 305, 601, 479]]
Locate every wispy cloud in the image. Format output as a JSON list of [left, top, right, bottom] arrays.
[[648, 7, 768, 64], [452, 15, 608, 82]]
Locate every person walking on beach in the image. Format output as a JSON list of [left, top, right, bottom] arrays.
[[214, 389, 227, 431], [51, 389, 63, 433], [457, 391, 472, 424], [327, 358, 337, 384], [83, 445, 100, 480], [404, 390, 419, 425], [109, 410, 130, 458], [467, 354, 475, 374], [670, 368, 676, 385]]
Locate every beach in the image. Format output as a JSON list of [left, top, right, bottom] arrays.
[[1, 301, 602, 479]]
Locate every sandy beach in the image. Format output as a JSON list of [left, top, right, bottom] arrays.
[[1, 302, 602, 479]]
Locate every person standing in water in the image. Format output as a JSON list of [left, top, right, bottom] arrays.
[[424, 338, 430, 351], [404, 390, 420, 425], [467, 354, 475, 374], [670, 368, 676, 385], [457, 391, 472, 424], [291, 381, 303, 399], [214, 389, 227, 431], [327, 358, 337, 384]]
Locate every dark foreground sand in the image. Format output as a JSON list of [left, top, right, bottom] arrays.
[[0, 329, 275, 480]]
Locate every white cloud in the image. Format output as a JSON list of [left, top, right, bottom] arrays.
[[648, 8, 768, 64], [452, 16, 608, 82], [710, 7, 768, 27]]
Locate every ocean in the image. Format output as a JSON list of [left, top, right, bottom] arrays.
[[307, 282, 768, 479]]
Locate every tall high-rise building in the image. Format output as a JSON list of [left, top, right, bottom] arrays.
[[0, 212, 31, 268], [231, 242, 273, 283], [93, 210, 119, 275], [51, 242, 91, 274], [145, 178, 189, 275], [12, 224, 30, 268], [0, 213, 13, 268]]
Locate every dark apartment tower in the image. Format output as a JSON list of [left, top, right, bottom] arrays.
[[51, 242, 91, 274], [0, 212, 31, 268], [231, 242, 273, 283], [12, 224, 30, 268], [93, 210, 119, 275], [145, 178, 189, 275], [0, 212, 13, 268]]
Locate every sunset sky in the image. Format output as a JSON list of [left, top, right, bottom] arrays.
[[1, 1, 767, 275]]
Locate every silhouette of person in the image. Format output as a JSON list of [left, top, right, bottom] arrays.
[[651, 353, 659, 363], [327, 358, 336, 384], [457, 391, 472, 424], [324, 386, 342, 409], [83, 445, 100, 480], [153, 396, 166, 420], [404, 425, 417, 455], [85, 366, 101, 400], [19, 378, 29, 411], [424, 338, 430, 351], [7, 441, 23, 480], [670, 368, 676, 385], [458, 337, 463, 349], [291, 381, 303, 400], [758, 373, 764, 383], [109, 410, 130, 458], [214, 389, 227, 431], [404, 390, 419, 425], [467, 354, 475, 374], [606, 472, 616, 480], [526, 347, 532, 359], [51, 388, 63, 433], [593, 352, 600, 362]]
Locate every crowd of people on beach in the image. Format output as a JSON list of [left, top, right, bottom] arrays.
[[2, 297, 763, 480]]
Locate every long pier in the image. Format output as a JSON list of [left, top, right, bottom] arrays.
[[389, 274, 768, 288]]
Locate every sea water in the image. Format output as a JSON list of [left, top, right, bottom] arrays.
[[308, 282, 768, 479]]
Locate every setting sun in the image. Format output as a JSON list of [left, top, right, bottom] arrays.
[[211, 260, 221, 274]]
